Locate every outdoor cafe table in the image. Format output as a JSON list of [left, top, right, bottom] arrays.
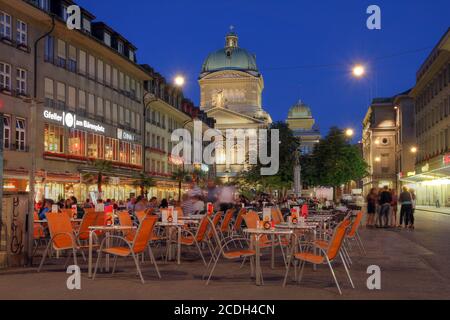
[[156, 221, 185, 265], [243, 228, 294, 286], [182, 214, 205, 221], [276, 222, 320, 271], [88, 225, 136, 278]]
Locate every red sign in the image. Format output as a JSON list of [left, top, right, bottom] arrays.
[[444, 154, 450, 165]]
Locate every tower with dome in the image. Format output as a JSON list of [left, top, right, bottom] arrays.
[[199, 29, 273, 180], [286, 100, 321, 155]]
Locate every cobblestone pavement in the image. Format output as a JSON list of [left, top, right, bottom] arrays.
[[0, 209, 449, 300]]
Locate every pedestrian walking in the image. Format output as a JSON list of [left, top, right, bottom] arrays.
[[366, 188, 378, 228], [399, 187, 413, 229], [391, 189, 398, 227], [378, 186, 392, 228]]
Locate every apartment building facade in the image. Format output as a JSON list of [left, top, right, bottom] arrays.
[[407, 28, 450, 207], [0, 0, 146, 201], [362, 91, 416, 196], [141, 66, 215, 200]]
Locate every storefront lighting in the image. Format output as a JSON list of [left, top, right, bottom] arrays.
[[422, 178, 450, 186]]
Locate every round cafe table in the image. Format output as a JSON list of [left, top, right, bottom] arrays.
[[156, 221, 185, 265], [276, 222, 320, 271], [243, 228, 294, 286]]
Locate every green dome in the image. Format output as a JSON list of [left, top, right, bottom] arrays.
[[201, 31, 259, 75], [288, 100, 312, 119], [201, 47, 258, 73]]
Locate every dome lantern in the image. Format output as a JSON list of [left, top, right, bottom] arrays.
[[225, 26, 238, 48]]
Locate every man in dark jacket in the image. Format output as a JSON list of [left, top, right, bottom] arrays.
[[378, 186, 392, 228]]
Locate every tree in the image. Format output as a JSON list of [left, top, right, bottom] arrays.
[[133, 172, 156, 196], [302, 127, 369, 201], [82, 160, 113, 195], [237, 121, 300, 199], [172, 168, 191, 201]]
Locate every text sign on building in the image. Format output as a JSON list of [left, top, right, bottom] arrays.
[[117, 128, 135, 142], [43, 110, 105, 133]]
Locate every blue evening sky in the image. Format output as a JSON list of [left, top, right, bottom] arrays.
[[76, 0, 450, 140]]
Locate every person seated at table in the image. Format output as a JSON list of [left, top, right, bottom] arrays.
[[160, 198, 169, 209], [134, 196, 148, 212], [38, 199, 54, 220], [181, 193, 195, 216], [126, 197, 136, 212], [192, 195, 205, 214], [147, 197, 158, 209], [70, 196, 84, 219], [83, 198, 94, 209]]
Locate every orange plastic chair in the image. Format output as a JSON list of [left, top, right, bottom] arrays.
[[76, 210, 100, 242], [179, 215, 210, 265], [204, 216, 256, 285], [135, 211, 146, 223], [93, 215, 160, 284], [220, 208, 235, 234], [61, 208, 75, 219], [118, 211, 136, 242], [283, 220, 354, 295], [232, 208, 246, 236], [38, 212, 85, 272], [271, 207, 284, 225], [346, 211, 366, 255]]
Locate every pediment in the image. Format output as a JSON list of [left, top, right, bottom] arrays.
[[206, 107, 265, 126]]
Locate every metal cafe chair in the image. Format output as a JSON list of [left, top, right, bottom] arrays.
[[283, 220, 354, 295], [93, 215, 161, 284]]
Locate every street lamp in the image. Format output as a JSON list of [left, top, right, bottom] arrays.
[[410, 146, 418, 154], [345, 128, 354, 138], [374, 156, 381, 162], [142, 92, 158, 175], [352, 64, 365, 78], [174, 75, 185, 88]]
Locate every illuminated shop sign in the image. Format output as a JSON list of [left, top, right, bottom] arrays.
[[117, 128, 135, 142], [43, 110, 105, 133]]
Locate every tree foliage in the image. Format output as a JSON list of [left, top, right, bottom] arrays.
[[133, 172, 156, 196], [237, 121, 300, 197], [82, 160, 113, 193], [301, 127, 369, 190]]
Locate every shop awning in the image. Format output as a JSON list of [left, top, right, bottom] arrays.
[[400, 164, 450, 183]]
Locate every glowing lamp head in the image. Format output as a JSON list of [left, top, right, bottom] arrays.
[[352, 65, 365, 78], [411, 147, 418, 154], [345, 129, 354, 137], [174, 75, 185, 87], [375, 157, 381, 163]]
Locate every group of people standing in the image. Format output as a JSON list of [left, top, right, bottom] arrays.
[[366, 186, 416, 229]]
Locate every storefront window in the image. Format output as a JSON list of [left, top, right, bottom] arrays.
[[131, 144, 142, 165], [44, 123, 64, 153], [68, 129, 86, 156], [105, 137, 119, 162], [119, 141, 130, 164], [87, 133, 104, 159]]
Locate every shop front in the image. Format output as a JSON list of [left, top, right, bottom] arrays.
[[400, 153, 450, 207], [38, 108, 143, 202]]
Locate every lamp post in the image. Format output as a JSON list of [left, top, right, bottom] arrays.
[[142, 91, 158, 175]]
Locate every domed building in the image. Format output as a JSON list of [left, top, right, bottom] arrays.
[[286, 100, 321, 154], [199, 29, 273, 180]]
